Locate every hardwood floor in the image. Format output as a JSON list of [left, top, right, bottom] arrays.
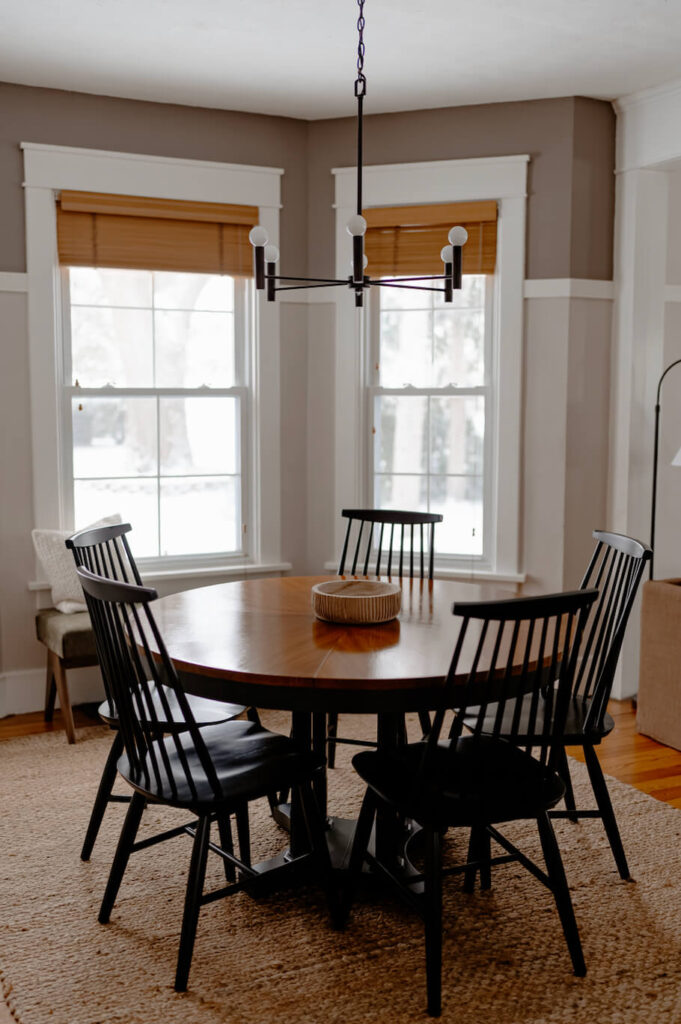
[[566, 699, 681, 810], [0, 703, 101, 740], [2, 699, 681, 810]]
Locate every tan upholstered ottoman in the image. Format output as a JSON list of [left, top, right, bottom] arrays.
[[637, 579, 681, 750]]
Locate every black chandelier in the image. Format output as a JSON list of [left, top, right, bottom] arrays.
[[249, 0, 469, 308]]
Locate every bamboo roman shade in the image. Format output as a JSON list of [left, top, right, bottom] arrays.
[[363, 200, 498, 277], [56, 191, 259, 276]]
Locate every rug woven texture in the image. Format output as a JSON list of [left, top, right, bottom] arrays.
[[1, 713, 681, 1024]]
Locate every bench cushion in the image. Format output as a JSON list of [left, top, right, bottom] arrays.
[[35, 609, 98, 661]]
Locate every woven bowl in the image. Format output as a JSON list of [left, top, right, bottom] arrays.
[[311, 579, 402, 625]]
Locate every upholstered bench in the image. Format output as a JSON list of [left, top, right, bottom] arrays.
[[35, 608, 98, 744]]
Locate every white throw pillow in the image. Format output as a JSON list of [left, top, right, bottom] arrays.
[[32, 514, 123, 614]]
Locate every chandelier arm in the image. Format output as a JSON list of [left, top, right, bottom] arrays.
[[268, 275, 351, 284], [273, 281, 353, 292], [370, 282, 449, 293], [372, 275, 449, 284]]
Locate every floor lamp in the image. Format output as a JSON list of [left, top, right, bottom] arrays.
[[650, 357, 681, 579]]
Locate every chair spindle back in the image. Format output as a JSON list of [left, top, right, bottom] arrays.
[[419, 589, 599, 788], [338, 509, 443, 580], [574, 531, 651, 731], [76, 566, 223, 805], [66, 522, 142, 585]]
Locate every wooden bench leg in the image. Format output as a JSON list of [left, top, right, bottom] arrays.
[[44, 655, 57, 722], [47, 649, 76, 744]]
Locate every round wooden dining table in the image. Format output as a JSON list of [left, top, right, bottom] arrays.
[[152, 574, 517, 714], [151, 574, 517, 873]]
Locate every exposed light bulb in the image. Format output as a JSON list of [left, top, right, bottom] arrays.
[[346, 214, 368, 237], [448, 226, 468, 247], [264, 244, 280, 263], [440, 245, 454, 264], [249, 226, 269, 247]]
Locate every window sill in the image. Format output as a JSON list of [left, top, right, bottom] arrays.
[[29, 560, 293, 593], [322, 561, 525, 586]]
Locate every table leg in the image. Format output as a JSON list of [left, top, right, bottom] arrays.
[[289, 712, 312, 857], [375, 713, 407, 868], [312, 711, 328, 820]]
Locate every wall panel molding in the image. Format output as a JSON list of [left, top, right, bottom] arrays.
[[524, 279, 613, 300], [0, 666, 103, 718], [0, 272, 28, 292]]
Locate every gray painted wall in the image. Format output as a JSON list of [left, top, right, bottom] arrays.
[[0, 81, 616, 688], [306, 96, 615, 282]]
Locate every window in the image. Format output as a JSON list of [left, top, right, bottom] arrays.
[[62, 267, 249, 561], [369, 274, 492, 560], [22, 143, 285, 578], [332, 155, 528, 579]]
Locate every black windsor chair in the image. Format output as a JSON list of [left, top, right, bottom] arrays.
[[77, 565, 338, 992], [467, 530, 651, 881], [327, 508, 443, 768], [66, 522, 246, 861], [345, 587, 599, 1018]]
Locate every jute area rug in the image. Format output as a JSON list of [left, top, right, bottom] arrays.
[[1, 712, 681, 1024]]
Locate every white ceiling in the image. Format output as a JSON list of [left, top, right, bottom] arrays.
[[2, 0, 681, 120]]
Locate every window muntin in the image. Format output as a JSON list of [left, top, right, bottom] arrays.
[[370, 274, 491, 560], [64, 267, 247, 560]]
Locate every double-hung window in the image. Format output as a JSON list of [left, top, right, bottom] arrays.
[[62, 267, 249, 561], [369, 273, 492, 561], [364, 200, 497, 567], [56, 189, 256, 565]]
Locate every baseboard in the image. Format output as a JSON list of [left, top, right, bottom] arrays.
[[0, 665, 104, 718]]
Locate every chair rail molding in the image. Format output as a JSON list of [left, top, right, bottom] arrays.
[[0, 272, 29, 292], [21, 142, 283, 569]]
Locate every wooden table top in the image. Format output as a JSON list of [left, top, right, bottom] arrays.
[[152, 575, 517, 713]]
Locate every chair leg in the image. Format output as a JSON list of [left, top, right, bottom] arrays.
[[418, 710, 432, 737], [216, 814, 236, 883], [175, 815, 211, 992], [344, 788, 378, 921], [583, 742, 631, 880], [44, 655, 57, 722], [299, 779, 343, 928], [99, 791, 145, 924], [557, 747, 579, 823], [81, 730, 124, 861], [235, 804, 251, 868], [536, 811, 586, 977], [48, 650, 76, 744], [463, 825, 491, 893], [424, 824, 443, 1017], [327, 712, 339, 769], [463, 828, 478, 893]]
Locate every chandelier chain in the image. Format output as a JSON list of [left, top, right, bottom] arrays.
[[356, 0, 366, 95]]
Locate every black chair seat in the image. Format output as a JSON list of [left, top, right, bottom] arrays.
[[119, 719, 324, 809], [463, 698, 616, 746], [98, 690, 245, 731], [353, 736, 565, 829]]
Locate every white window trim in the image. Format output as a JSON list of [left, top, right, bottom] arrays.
[[22, 142, 284, 570], [331, 154, 528, 577]]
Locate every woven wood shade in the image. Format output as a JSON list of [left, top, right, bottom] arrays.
[[364, 200, 497, 277], [57, 191, 258, 276]]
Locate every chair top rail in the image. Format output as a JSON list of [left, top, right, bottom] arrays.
[[66, 522, 133, 549], [341, 509, 443, 526]]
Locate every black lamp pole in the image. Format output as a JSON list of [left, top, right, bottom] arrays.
[[650, 358, 681, 579]]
